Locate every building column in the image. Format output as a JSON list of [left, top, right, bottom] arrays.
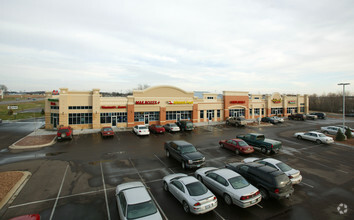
[[160, 107, 166, 125], [127, 104, 135, 127], [92, 89, 100, 129], [192, 104, 198, 123]]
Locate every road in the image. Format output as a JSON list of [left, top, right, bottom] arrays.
[[0, 118, 353, 220]]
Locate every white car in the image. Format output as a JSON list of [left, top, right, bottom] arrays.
[[116, 181, 162, 220], [163, 173, 217, 214], [163, 123, 180, 132], [320, 126, 349, 136], [337, 125, 354, 133], [294, 131, 334, 144], [194, 167, 261, 208], [242, 158, 302, 185], [133, 125, 150, 136], [271, 116, 284, 123]]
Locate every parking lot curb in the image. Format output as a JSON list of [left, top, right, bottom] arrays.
[[0, 171, 31, 211], [9, 136, 57, 150]]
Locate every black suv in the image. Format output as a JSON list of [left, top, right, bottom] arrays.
[[225, 162, 293, 200], [164, 140, 205, 169], [288, 113, 306, 121], [176, 120, 194, 131], [310, 112, 326, 119]]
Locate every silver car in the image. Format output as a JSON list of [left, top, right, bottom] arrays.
[[164, 123, 180, 132], [271, 116, 284, 123], [194, 167, 261, 208], [320, 126, 347, 135], [163, 173, 217, 214], [294, 131, 334, 144], [116, 181, 162, 220], [242, 158, 302, 185]]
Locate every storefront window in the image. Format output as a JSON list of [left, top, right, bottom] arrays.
[[200, 111, 204, 119], [134, 112, 160, 122], [100, 112, 127, 123], [166, 111, 192, 120], [217, 110, 220, 118], [69, 113, 92, 124], [249, 108, 252, 116], [271, 108, 283, 115], [254, 108, 260, 116], [261, 108, 264, 115], [229, 109, 245, 117], [207, 110, 214, 120], [287, 107, 298, 114], [300, 107, 304, 113]]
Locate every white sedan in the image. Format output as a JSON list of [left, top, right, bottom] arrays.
[[163, 173, 217, 214], [194, 167, 261, 208], [294, 131, 334, 144], [133, 125, 150, 136], [116, 181, 162, 220], [320, 126, 350, 136], [243, 158, 302, 185], [271, 116, 284, 123]]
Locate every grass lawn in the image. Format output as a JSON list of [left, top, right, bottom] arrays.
[[0, 100, 45, 120]]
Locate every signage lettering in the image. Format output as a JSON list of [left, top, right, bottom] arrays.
[[230, 101, 245, 104], [167, 101, 193, 104], [272, 98, 282, 104], [288, 101, 296, 104], [52, 90, 59, 95], [101, 106, 127, 109], [135, 101, 160, 105], [7, 106, 18, 110]]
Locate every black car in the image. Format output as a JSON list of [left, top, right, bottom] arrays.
[[176, 120, 194, 131], [261, 117, 278, 124], [225, 162, 294, 200], [310, 112, 326, 119], [164, 140, 205, 169]]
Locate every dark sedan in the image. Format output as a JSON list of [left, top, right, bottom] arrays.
[[261, 117, 278, 124]]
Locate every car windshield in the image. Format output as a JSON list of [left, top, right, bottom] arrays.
[[127, 200, 157, 220], [181, 145, 197, 154], [274, 174, 290, 187], [103, 128, 112, 131], [276, 162, 292, 172], [58, 129, 69, 133], [138, 126, 147, 130], [228, 176, 250, 189], [318, 134, 326, 137], [186, 182, 208, 196], [170, 124, 178, 127], [238, 141, 248, 147], [154, 125, 163, 128]]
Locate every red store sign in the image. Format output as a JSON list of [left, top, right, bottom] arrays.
[[230, 101, 245, 104], [135, 101, 160, 105], [101, 106, 127, 109]]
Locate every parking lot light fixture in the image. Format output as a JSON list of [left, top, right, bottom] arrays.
[[337, 83, 350, 128]]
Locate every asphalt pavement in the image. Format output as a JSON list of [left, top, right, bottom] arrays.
[[0, 117, 353, 220]]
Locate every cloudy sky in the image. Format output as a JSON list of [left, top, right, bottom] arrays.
[[1, 0, 353, 95]]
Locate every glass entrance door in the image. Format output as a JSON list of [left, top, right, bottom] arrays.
[[144, 115, 149, 125], [53, 117, 58, 128], [176, 113, 181, 122], [112, 117, 117, 126]]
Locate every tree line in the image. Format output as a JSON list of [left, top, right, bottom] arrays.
[[309, 92, 354, 114]]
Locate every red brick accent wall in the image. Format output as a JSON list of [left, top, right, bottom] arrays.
[[192, 104, 198, 123], [127, 104, 134, 126], [224, 95, 249, 119], [160, 107, 166, 124]]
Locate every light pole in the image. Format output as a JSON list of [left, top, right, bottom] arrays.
[[337, 83, 350, 128]]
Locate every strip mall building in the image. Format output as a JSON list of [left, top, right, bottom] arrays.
[[45, 86, 309, 129]]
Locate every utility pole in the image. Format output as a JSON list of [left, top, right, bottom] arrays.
[[337, 83, 350, 128]]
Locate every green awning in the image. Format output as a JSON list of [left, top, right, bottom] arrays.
[[48, 99, 59, 102]]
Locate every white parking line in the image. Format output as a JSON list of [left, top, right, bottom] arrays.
[[129, 158, 168, 220], [256, 203, 263, 208], [154, 154, 175, 174], [300, 182, 314, 188], [49, 164, 69, 220], [100, 162, 111, 220], [213, 210, 226, 220]]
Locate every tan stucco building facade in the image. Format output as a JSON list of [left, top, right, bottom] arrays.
[[45, 86, 309, 130]]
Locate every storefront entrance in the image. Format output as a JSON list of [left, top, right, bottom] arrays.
[[112, 117, 117, 126], [176, 113, 181, 122], [229, 109, 245, 117], [53, 117, 58, 128], [144, 115, 149, 125]]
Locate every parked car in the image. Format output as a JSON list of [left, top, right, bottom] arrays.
[[288, 114, 306, 121], [225, 162, 294, 200], [133, 125, 150, 136], [194, 167, 261, 208], [8, 214, 41, 220], [149, 124, 165, 134], [336, 125, 354, 133], [164, 123, 180, 132], [305, 114, 318, 120], [164, 140, 205, 169], [219, 138, 254, 155], [271, 116, 284, 123], [310, 112, 326, 119], [163, 173, 217, 214], [242, 158, 302, 185], [176, 120, 194, 131], [294, 131, 334, 144], [261, 117, 279, 124], [236, 133, 282, 154], [57, 126, 73, 141], [226, 116, 247, 127], [320, 126, 352, 136], [101, 126, 114, 138], [116, 181, 162, 220], [0, 118, 2, 123]]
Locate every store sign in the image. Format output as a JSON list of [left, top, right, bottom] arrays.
[[52, 90, 59, 95], [272, 98, 282, 104], [167, 101, 193, 104], [230, 101, 245, 104], [288, 101, 296, 104], [135, 101, 160, 105], [7, 106, 18, 110], [48, 98, 59, 102], [50, 102, 56, 106], [101, 106, 127, 109]]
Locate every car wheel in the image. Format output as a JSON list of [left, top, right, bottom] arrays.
[[197, 175, 203, 183], [259, 187, 269, 200], [235, 149, 240, 155], [182, 161, 186, 170], [166, 150, 170, 158], [323, 131, 329, 134], [261, 147, 267, 154], [224, 194, 232, 205], [183, 201, 190, 213], [297, 135, 302, 140], [163, 182, 168, 192], [316, 139, 322, 144], [219, 143, 224, 148], [69, 134, 73, 140]]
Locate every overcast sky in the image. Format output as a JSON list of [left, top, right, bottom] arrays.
[[1, 0, 353, 95]]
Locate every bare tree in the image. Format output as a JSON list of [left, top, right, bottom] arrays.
[[0, 84, 8, 92]]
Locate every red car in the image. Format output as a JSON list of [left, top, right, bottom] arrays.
[[9, 214, 41, 220], [101, 126, 115, 138], [149, 124, 165, 134], [57, 126, 73, 141], [219, 138, 254, 155]]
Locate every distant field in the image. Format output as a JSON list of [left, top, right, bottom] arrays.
[[0, 94, 44, 102], [0, 100, 45, 120]]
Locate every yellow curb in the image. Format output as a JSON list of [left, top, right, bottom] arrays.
[[0, 171, 31, 211], [9, 136, 57, 150]]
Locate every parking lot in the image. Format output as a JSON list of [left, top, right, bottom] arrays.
[[0, 118, 353, 220]]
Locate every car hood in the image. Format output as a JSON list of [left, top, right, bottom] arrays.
[[184, 151, 204, 160]]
